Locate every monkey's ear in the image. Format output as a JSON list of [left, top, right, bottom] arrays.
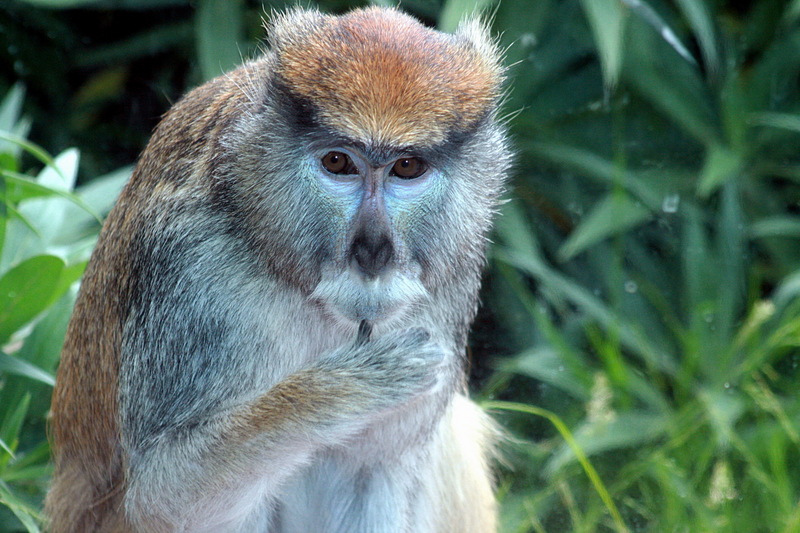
[[454, 16, 505, 85], [263, 6, 327, 52]]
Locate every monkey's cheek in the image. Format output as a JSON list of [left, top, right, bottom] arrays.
[[310, 269, 428, 324]]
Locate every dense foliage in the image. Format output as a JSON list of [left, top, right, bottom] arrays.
[[2, 0, 800, 531]]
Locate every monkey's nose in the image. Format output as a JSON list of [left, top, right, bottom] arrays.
[[350, 229, 394, 279]]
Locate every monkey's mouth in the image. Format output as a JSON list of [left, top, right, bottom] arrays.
[[310, 266, 427, 323]]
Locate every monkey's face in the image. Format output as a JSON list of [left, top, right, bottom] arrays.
[[223, 7, 509, 327], [307, 145, 435, 323]]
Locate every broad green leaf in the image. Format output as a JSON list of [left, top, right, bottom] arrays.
[[37, 148, 78, 192], [13, 149, 93, 252], [559, 192, 652, 260], [5, 292, 75, 395], [624, 17, 719, 144], [53, 166, 129, 243], [580, 0, 627, 87], [0, 352, 55, 387], [495, 200, 542, 261], [0, 255, 65, 344], [2, 464, 52, 484], [196, 0, 246, 81], [772, 271, 800, 311]]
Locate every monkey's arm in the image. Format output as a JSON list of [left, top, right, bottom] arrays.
[[120, 326, 443, 532]]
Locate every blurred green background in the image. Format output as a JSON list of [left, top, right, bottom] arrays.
[[2, 0, 800, 531]]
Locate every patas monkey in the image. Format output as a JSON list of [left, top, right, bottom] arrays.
[[47, 6, 510, 532]]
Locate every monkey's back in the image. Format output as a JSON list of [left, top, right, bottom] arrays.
[[45, 70, 252, 532]]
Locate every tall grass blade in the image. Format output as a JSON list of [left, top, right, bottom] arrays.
[[621, 0, 696, 65], [484, 401, 630, 533], [196, 0, 246, 81], [674, 0, 718, 73], [0, 352, 55, 387]]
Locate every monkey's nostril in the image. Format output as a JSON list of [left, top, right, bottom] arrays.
[[351, 232, 394, 279]]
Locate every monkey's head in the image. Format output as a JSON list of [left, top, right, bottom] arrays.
[[215, 7, 510, 326]]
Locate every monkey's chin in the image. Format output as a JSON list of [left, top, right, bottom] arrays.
[[310, 268, 428, 324]]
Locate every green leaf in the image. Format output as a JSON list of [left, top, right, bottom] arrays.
[[196, 0, 246, 81], [438, 0, 496, 33], [674, 0, 718, 73], [11, 149, 103, 254], [0, 255, 65, 344], [2, 171, 101, 222], [697, 144, 742, 197], [700, 388, 745, 447], [0, 479, 41, 533], [787, 0, 800, 24], [484, 401, 630, 533], [527, 141, 664, 210], [0, 394, 30, 455], [622, 0, 696, 65], [2, 464, 52, 484], [0, 352, 55, 387], [545, 411, 668, 474], [503, 347, 592, 400], [580, 0, 627, 87], [76, 23, 193, 67], [624, 17, 719, 144], [559, 192, 652, 260], [0, 84, 27, 143], [36, 148, 78, 192], [751, 112, 800, 133], [0, 133, 56, 173], [495, 246, 678, 374]]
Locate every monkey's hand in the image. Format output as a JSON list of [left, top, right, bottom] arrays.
[[226, 327, 445, 445], [317, 326, 446, 413]]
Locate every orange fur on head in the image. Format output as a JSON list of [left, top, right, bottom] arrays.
[[273, 7, 502, 147]]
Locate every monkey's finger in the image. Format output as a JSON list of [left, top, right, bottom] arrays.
[[356, 320, 373, 345]]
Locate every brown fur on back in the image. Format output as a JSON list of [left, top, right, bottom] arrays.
[[45, 70, 254, 533]]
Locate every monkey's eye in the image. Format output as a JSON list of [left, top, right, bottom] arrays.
[[391, 157, 427, 180], [321, 151, 357, 175]]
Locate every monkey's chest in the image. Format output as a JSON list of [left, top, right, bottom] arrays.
[[273, 449, 424, 533], [270, 404, 442, 533]]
